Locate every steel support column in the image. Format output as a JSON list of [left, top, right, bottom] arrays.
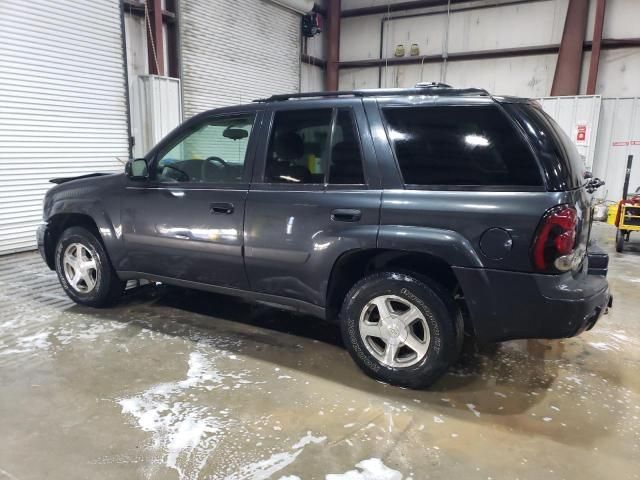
[[324, 0, 341, 91], [146, 0, 165, 76], [551, 0, 589, 96], [586, 0, 606, 94]]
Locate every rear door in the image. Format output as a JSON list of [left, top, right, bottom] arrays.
[[121, 111, 260, 288], [244, 99, 381, 308]]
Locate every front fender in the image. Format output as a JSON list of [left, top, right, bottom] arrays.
[[49, 199, 121, 251], [43, 174, 126, 267]]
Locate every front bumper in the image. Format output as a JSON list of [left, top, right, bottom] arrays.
[[454, 255, 611, 343], [36, 223, 54, 269]]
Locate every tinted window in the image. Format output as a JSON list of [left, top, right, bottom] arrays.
[[265, 109, 332, 184], [155, 114, 254, 183], [509, 104, 586, 190], [382, 105, 542, 187], [328, 109, 365, 185]]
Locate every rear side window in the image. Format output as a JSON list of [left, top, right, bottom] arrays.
[[264, 108, 365, 185], [265, 109, 332, 184], [507, 104, 586, 190], [382, 105, 542, 187], [329, 109, 365, 185]]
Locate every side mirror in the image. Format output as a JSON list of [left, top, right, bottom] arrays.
[[126, 158, 149, 180]]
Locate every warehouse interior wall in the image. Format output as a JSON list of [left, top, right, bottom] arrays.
[[179, 0, 302, 117], [338, 0, 640, 97], [300, 28, 325, 92]]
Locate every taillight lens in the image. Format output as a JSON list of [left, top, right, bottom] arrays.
[[532, 205, 578, 272]]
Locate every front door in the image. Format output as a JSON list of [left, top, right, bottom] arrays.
[[244, 102, 381, 307], [121, 111, 259, 288]]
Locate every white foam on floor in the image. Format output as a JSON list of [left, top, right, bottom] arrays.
[[325, 458, 405, 480]]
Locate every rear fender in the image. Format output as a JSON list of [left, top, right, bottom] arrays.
[[377, 225, 484, 268]]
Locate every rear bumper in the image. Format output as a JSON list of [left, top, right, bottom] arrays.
[[454, 257, 611, 343]]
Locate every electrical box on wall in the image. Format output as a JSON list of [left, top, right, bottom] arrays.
[[302, 12, 322, 37]]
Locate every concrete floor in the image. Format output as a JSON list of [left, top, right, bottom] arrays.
[[0, 223, 638, 480]]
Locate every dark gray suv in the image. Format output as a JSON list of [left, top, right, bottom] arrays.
[[37, 84, 611, 388]]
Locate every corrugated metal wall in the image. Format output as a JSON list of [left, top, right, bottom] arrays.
[[131, 76, 182, 158], [0, 0, 129, 254], [180, 0, 301, 117], [592, 97, 640, 201], [537, 96, 602, 170], [538, 95, 640, 202]]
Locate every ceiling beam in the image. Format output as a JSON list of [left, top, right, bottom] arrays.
[[338, 38, 640, 69]]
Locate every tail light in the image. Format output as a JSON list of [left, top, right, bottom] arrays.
[[532, 205, 581, 272]]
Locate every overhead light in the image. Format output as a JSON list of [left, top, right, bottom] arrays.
[[465, 134, 490, 147]]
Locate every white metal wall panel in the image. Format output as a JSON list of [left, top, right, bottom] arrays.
[[591, 98, 640, 201], [180, 0, 301, 118], [536, 96, 602, 170], [0, 0, 129, 254], [131, 76, 182, 157]]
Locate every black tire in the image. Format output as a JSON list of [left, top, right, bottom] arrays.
[[340, 272, 461, 389], [54, 226, 125, 307], [616, 229, 625, 253]]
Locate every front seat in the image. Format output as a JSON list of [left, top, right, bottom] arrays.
[[266, 131, 311, 183]]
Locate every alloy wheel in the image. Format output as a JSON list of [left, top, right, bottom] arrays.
[[62, 243, 98, 293], [358, 294, 431, 368]]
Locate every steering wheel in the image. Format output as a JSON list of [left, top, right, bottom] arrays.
[[201, 156, 228, 181], [205, 156, 228, 167]]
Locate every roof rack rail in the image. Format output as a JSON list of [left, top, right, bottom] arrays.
[[254, 90, 364, 102], [253, 84, 490, 103]]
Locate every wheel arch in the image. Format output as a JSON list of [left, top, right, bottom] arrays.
[[44, 210, 114, 270], [325, 248, 473, 335]]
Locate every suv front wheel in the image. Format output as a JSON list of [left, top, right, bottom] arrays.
[[55, 226, 125, 307], [340, 272, 461, 389]]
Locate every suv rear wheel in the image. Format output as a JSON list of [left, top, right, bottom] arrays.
[[55, 226, 125, 307], [340, 272, 461, 389]]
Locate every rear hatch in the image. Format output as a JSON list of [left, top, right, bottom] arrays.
[[504, 102, 596, 272]]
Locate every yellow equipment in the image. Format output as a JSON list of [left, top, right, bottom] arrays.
[[606, 154, 640, 252], [608, 202, 640, 252]]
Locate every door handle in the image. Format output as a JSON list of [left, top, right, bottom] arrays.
[[331, 208, 362, 222], [209, 202, 234, 214]]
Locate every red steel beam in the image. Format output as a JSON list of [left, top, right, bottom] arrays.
[[165, 0, 179, 78], [342, 0, 485, 17], [146, 0, 165, 76], [338, 37, 640, 69], [586, 0, 606, 94], [551, 0, 589, 96], [324, 0, 341, 91]]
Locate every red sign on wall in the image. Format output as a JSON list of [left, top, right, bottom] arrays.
[[576, 125, 587, 142]]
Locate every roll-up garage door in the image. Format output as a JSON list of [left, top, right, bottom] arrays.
[[180, 0, 301, 118], [0, 0, 129, 254]]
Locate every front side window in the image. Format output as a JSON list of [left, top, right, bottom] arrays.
[[155, 114, 254, 183], [382, 105, 542, 187]]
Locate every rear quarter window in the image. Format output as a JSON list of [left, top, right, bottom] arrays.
[[503, 103, 588, 191], [382, 105, 543, 188]]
